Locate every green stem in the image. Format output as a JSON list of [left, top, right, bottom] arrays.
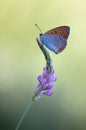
[[15, 101, 33, 130], [36, 38, 53, 73], [15, 37, 53, 129]]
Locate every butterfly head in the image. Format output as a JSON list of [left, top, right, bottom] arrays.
[[40, 33, 43, 36]]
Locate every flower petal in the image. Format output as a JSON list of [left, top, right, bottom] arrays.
[[38, 75, 46, 85], [33, 66, 57, 101], [43, 90, 53, 96], [48, 74, 57, 82], [43, 67, 48, 77], [45, 82, 54, 89], [34, 84, 41, 93]]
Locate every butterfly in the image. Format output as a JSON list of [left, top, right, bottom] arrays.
[[36, 25, 70, 54]]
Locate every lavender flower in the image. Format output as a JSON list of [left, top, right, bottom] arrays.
[[32, 66, 57, 101]]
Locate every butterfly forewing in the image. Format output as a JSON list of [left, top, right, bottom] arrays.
[[44, 26, 70, 39]]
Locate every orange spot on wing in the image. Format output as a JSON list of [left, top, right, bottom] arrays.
[[44, 26, 70, 39]]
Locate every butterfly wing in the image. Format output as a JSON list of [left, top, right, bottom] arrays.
[[40, 34, 67, 54], [44, 26, 70, 39]]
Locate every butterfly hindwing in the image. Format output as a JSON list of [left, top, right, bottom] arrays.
[[40, 34, 67, 54]]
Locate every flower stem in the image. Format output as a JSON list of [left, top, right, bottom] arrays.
[[15, 101, 33, 130], [36, 38, 53, 73]]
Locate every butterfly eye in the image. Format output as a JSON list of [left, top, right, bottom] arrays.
[[40, 33, 43, 36]]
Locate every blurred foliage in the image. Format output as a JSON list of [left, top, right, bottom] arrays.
[[0, 0, 86, 130]]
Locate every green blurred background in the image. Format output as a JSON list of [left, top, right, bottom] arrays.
[[0, 0, 86, 130]]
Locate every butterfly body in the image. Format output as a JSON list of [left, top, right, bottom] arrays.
[[38, 26, 70, 54]]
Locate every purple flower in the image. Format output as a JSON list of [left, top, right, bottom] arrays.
[[32, 66, 57, 101]]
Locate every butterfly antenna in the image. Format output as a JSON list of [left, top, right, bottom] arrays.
[[35, 24, 43, 34]]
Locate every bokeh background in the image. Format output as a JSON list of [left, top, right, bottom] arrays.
[[0, 0, 86, 130]]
